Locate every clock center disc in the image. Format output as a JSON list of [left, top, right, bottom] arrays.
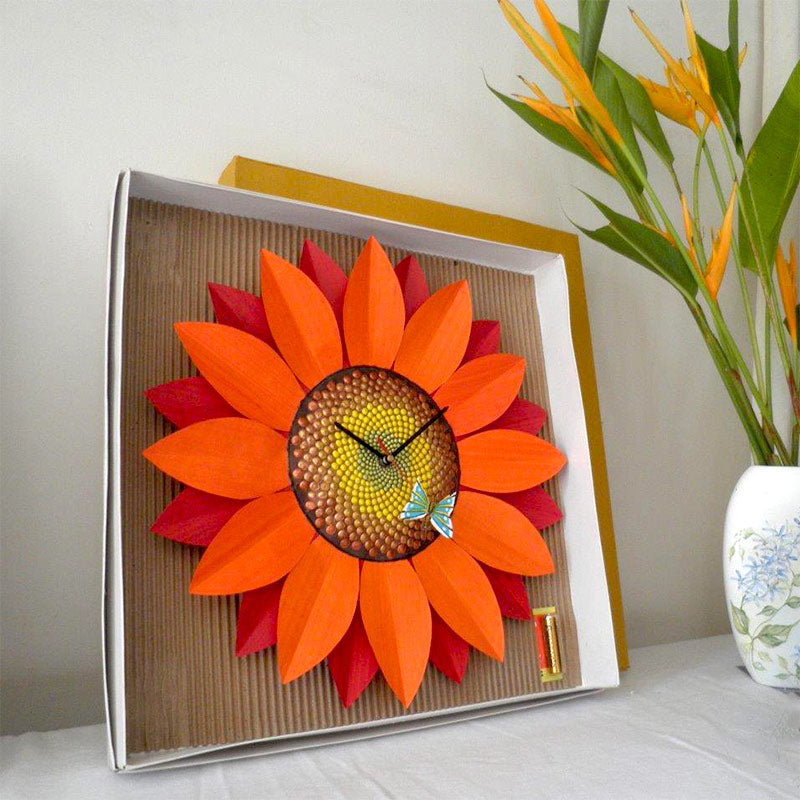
[[288, 366, 460, 562]]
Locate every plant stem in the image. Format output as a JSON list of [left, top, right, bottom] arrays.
[[700, 140, 765, 399]]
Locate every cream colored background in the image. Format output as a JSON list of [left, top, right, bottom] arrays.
[[0, 0, 791, 734]]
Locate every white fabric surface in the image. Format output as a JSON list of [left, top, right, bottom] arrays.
[[2, 635, 798, 799]]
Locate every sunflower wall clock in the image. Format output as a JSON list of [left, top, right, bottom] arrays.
[[144, 235, 566, 709], [104, 168, 620, 770]]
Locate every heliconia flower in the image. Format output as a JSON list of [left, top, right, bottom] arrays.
[[639, 71, 700, 134], [776, 242, 798, 346], [738, 44, 748, 69], [680, 0, 709, 93], [498, 0, 622, 145], [705, 184, 737, 300], [143, 237, 566, 709], [630, 5, 719, 127], [680, 194, 700, 271], [516, 78, 616, 174]]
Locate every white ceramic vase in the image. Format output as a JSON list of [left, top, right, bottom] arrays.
[[724, 466, 800, 687]]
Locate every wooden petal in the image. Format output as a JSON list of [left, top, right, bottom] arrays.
[[235, 580, 283, 657], [298, 240, 348, 329], [360, 560, 431, 707], [481, 397, 547, 437], [151, 487, 246, 546], [260, 249, 343, 388], [175, 322, 303, 430], [395, 255, 429, 321], [429, 610, 469, 683], [482, 565, 532, 620], [145, 376, 238, 429], [208, 282, 274, 345], [452, 491, 553, 576], [144, 418, 288, 499], [327, 611, 379, 708], [190, 493, 313, 595], [342, 237, 405, 368], [434, 354, 525, 437], [393, 281, 472, 393], [412, 538, 504, 661], [461, 320, 500, 363], [488, 485, 562, 530], [458, 429, 566, 493], [278, 538, 360, 683]]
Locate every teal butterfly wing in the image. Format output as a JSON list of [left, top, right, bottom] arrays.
[[429, 492, 457, 539], [400, 482, 429, 521]]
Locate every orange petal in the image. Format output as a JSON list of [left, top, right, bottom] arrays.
[[175, 322, 303, 430], [277, 538, 360, 682], [412, 538, 504, 660], [452, 491, 553, 576], [260, 249, 343, 387], [360, 561, 431, 707], [458, 429, 566, 492], [342, 237, 405, 368], [143, 418, 288, 499], [393, 281, 472, 393], [189, 493, 314, 595], [434, 354, 525, 436]]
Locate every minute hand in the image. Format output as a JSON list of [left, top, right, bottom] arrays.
[[391, 406, 449, 457], [334, 422, 385, 458]]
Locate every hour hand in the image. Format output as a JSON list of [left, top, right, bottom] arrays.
[[334, 422, 384, 459]]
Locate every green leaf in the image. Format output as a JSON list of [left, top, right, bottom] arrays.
[[794, 573, 800, 586], [696, 34, 742, 155], [757, 624, 793, 647], [787, 304, 800, 352], [758, 650, 773, 662], [577, 0, 609, 82], [739, 60, 800, 272], [752, 661, 766, 670], [759, 605, 778, 617], [592, 61, 647, 186], [579, 194, 697, 296], [728, 545, 735, 559], [561, 24, 674, 165], [774, 673, 791, 679], [779, 655, 790, 671], [787, 596, 800, 608], [728, 0, 739, 69], [487, 83, 608, 172], [730, 603, 750, 635]]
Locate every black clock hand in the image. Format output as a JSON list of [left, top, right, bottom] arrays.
[[391, 406, 449, 458], [334, 422, 385, 459]]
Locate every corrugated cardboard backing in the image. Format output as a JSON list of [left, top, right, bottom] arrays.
[[122, 198, 581, 755]]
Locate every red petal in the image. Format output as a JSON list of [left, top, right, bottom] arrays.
[[395, 255, 429, 321], [208, 283, 274, 345], [145, 377, 239, 429], [299, 240, 348, 328], [482, 565, 531, 620], [480, 397, 547, 437], [327, 611, 379, 708], [461, 320, 500, 363], [151, 487, 246, 546], [488, 485, 563, 530], [429, 610, 469, 683], [235, 580, 283, 657]]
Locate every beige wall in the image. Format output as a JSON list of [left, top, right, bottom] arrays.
[[1, 0, 765, 734]]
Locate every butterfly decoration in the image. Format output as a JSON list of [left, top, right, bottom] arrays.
[[400, 482, 457, 539]]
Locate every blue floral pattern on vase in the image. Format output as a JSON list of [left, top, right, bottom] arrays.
[[727, 515, 800, 684]]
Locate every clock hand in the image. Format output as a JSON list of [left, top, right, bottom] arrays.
[[376, 435, 408, 477], [334, 422, 385, 459], [391, 406, 449, 458]]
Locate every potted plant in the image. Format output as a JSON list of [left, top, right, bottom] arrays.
[[490, 0, 799, 685]]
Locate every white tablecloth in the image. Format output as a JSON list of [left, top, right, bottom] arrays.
[[2, 635, 798, 799]]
